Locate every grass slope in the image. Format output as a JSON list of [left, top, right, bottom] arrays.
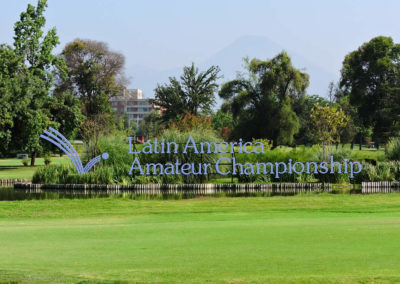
[[0, 156, 70, 179], [0, 194, 399, 283]]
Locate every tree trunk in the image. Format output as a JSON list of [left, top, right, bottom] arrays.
[[30, 151, 36, 166], [336, 143, 338, 150], [359, 136, 362, 150], [376, 142, 379, 150], [351, 140, 354, 150]]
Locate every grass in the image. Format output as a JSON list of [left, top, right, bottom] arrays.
[[0, 194, 400, 283], [0, 156, 70, 179]]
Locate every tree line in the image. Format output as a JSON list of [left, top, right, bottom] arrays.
[[151, 36, 400, 151], [1, 0, 400, 166]]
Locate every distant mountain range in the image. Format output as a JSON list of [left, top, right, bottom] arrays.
[[126, 35, 337, 106]]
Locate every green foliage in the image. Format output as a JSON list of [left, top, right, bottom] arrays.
[[353, 161, 400, 183], [211, 110, 234, 140], [293, 94, 330, 145], [251, 138, 272, 151], [0, 0, 77, 166], [385, 137, 400, 160], [57, 39, 126, 117], [138, 129, 222, 183], [236, 145, 318, 183], [96, 135, 132, 178], [32, 164, 115, 184], [21, 158, 29, 167], [115, 113, 135, 136], [44, 152, 52, 165], [309, 104, 349, 146], [46, 92, 84, 141], [335, 95, 357, 145], [155, 63, 220, 122], [340, 36, 400, 143], [81, 114, 113, 161], [219, 53, 308, 146], [138, 111, 163, 138], [0, 45, 28, 154], [169, 113, 213, 132]]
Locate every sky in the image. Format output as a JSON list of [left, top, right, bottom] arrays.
[[1, 0, 399, 97]]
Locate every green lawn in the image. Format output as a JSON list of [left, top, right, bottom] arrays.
[[0, 156, 70, 179], [0, 194, 400, 283]]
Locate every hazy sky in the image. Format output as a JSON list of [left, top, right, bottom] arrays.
[[1, 0, 399, 85]]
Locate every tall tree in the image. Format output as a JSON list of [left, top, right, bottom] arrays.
[[154, 63, 220, 122], [11, 0, 68, 165], [0, 45, 27, 154], [57, 39, 127, 117], [340, 36, 400, 145], [219, 52, 309, 146]]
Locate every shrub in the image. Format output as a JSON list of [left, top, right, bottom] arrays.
[[235, 145, 319, 183], [33, 131, 217, 185], [312, 147, 351, 183], [353, 161, 400, 183], [33, 164, 75, 184], [386, 137, 400, 160], [44, 152, 52, 165], [138, 128, 222, 183], [169, 113, 213, 132], [251, 138, 272, 152], [21, 158, 29, 167]]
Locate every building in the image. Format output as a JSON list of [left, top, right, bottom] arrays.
[[109, 89, 154, 125]]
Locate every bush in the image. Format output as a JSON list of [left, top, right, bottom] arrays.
[[138, 128, 222, 183], [44, 152, 52, 165], [236, 145, 318, 183], [312, 147, 351, 183], [33, 130, 220, 185], [33, 134, 134, 184], [21, 158, 29, 167], [386, 137, 400, 160], [33, 164, 74, 184], [33, 164, 117, 184], [235, 146, 358, 184], [353, 161, 400, 183]]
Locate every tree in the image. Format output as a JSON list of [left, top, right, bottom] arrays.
[[47, 93, 84, 140], [81, 114, 112, 162], [57, 39, 127, 117], [0, 45, 28, 155], [294, 94, 330, 145], [154, 63, 220, 122], [11, 0, 68, 165], [211, 109, 234, 140], [138, 112, 163, 139], [309, 104, 349, 158], [340, 36, 400, 145], [219, 52, 309, 146], [169, 113, 213, 132], [335, 95, 357, 148]]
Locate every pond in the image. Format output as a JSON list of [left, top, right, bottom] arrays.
[[0, 186, 114, 201]]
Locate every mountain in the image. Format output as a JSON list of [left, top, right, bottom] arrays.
[[127, 35, 337, 104]]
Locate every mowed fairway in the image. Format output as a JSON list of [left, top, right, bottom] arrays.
[[0, 194, 400, 283]]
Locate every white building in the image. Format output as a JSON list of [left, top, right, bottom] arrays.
[[109, 89, 154, 125]]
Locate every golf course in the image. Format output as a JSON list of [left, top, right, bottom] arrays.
[[0, 194, 399, 283]]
